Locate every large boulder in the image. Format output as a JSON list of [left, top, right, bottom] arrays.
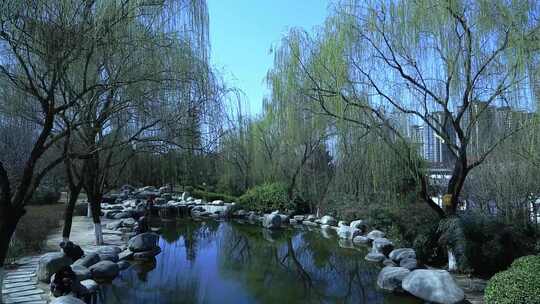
[[306, 215, 317, 222], [50, 296, 86, 304], [133, 247, 162, 260], [262, 214, 282, 229], [402, 270, 465, 304], [377, 266, 410, 292], [372, 238, 394, 256], [71, 265, 91, 281], [337, 225, 361, 240], [37, 252, 72, 283], [72, 253, 100, 268], [400, 258, 418, 270], [293, 215, 305, 221], [118, 249, 134, 261], [80, 279, 98, 294], [367, 230, 385, 240], [88, 261, 119, 281], [365, 252, 386, 262], [117, 260, 131, 270], [128, 232, 159, 252], [320, 215, 337, 226], [389, 248, 416, 262], [350, 220, 366, 231], [352, 236, 370, 244]]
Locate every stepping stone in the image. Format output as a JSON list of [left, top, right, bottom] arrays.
[[9, 270, 35, 274], [3, 295, 43, 303], [4, 282, 35, 289], [6, 274, 36, 279], [4, 277, 32, 283], [2, 285, 36, 294], [5, 289, 43, 297]]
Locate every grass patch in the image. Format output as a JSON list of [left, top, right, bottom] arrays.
[[6, 203, 65, 263]]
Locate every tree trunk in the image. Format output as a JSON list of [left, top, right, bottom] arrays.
[[0, 211, 24, 268], [448, 248, 458, 272], [0, 265, 4, 303], [62, 185, 82, 241]]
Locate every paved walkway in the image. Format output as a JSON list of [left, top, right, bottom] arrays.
[[2, 256, 46, 304], [2, 216, 130, 304]]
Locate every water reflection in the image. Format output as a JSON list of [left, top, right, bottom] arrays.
[[100, 220, 420, 304]]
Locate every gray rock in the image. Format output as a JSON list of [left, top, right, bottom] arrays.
[[389, 248, 416, 262], [71, 265, 91, 281], [37, 252, 72, 283], [352, 236, 370, 244], [128, 232, 159, 252], [106, 221, 122, 230], [80, 279, 98, 293], [337, 225, 361, 239], [133, 247, 162, 260], [367, 230, 385, 240], [117, 260, 130, 270], [365, 252, 386, 262], [73, 253, 100, 268], [400, 258, 418, 270], [118, 249, 134, 261], [88, 261, 119, 281], [383, 259, 397, 267], [98, 253, 119, 263], [350, 220, 367, 231], [320, 215, 337, 226], [372, 238, 394, 256], [51, 296, 86, 304], [293, 215, 305, 221], [278, 214, 290, 223], [303, 220, 319, 227], [402, 270, 465, 304], [377, 266, 410, 292], [338, 220, 348, 226], [306, 215, 317, 222], [113, 211, 132, 219], [289, 219, 298, 225], [122, 218, 136, 227], [262, 214, 282, 229], [96, 245, 121, 255]]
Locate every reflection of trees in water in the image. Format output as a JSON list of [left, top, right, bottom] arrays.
[[219, 224, 387, 304], [100, 220, 224, 304]]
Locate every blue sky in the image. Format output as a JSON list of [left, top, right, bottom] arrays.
[[207, 0, 332, 116]]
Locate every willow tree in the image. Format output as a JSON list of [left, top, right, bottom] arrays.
[[285, 0, 539, 270], [59, 0, 215, 244], [0, 0, 108, 292]]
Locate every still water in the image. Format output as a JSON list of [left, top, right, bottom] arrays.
[[101, 219, 420, 304]]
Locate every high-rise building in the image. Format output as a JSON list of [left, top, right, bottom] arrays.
[[423, 111, 456, 165]]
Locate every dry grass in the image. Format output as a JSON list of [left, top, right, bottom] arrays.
[[6, 203, 65, 263]]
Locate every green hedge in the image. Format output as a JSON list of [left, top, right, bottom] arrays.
[[192, 189, 237, 203], [485, 255, 540, 304], [238, 183, 295, 213]]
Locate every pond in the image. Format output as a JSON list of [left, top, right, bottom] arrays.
[[100, 219, 421, 304]]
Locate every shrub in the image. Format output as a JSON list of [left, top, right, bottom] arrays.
[[510, 255, 540, 273], [239, 183, 296, 213], [484, 255, 540, 304], [28, 188, 61, 205], [6, 204, 64, 263], [460, 212, 537, 276]]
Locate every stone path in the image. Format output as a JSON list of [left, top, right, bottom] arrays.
[[1, 256, 47, 304]]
